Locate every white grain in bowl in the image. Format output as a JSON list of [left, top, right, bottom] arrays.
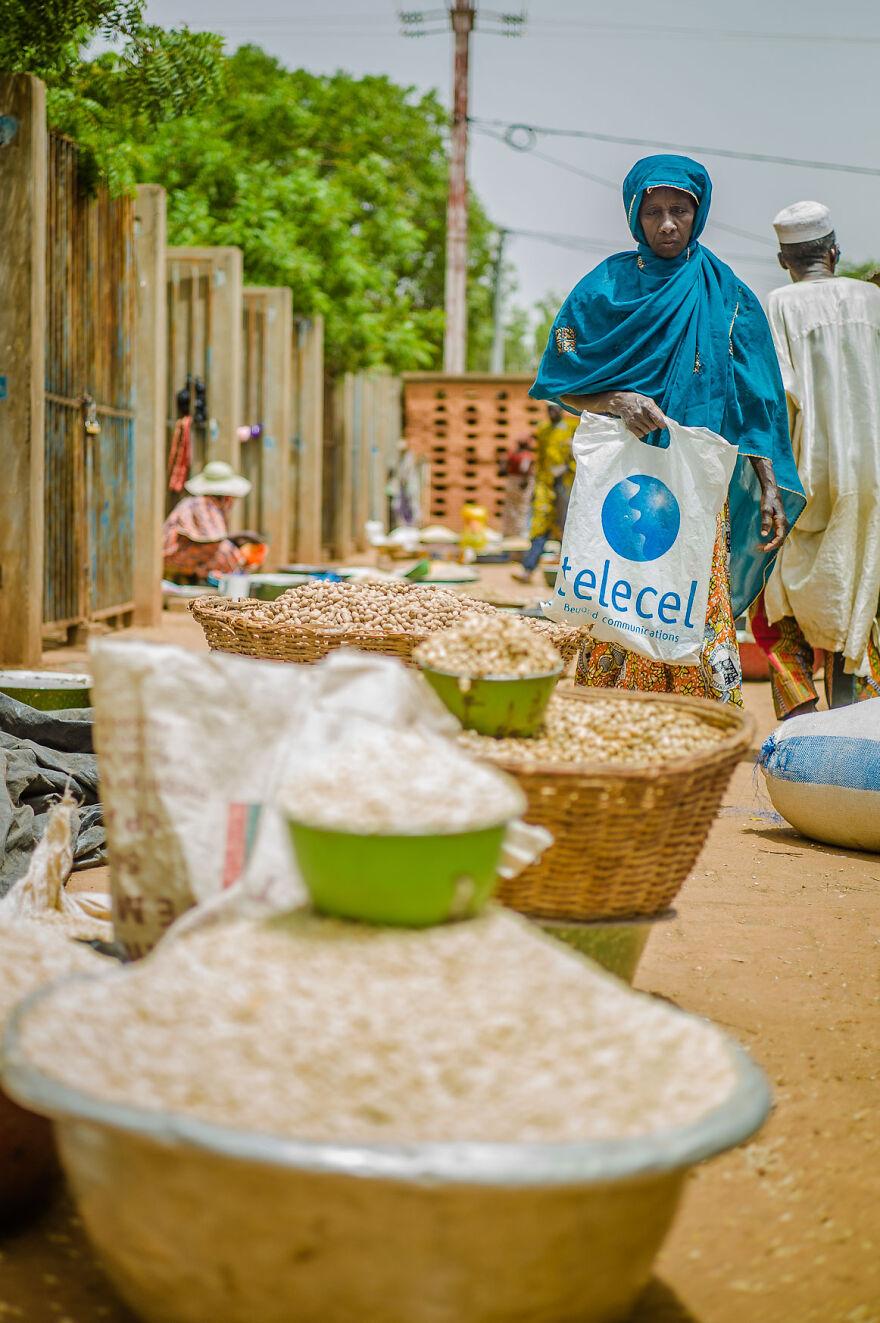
[[16, 909, 739, 1146], [279, 728, 526, 833]]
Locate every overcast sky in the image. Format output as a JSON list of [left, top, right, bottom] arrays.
[[144, 0, 880, 318]]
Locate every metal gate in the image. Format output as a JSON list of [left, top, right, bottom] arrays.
[[44, 132, 135, 630]]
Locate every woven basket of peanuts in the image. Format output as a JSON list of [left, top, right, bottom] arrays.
[[188, 580, 590, 667], [458, 686, 755, 922]]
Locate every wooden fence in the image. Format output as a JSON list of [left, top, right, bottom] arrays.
[[290, 316, 325, 563], [240, 286, 292, 567], [402, 374, 544, 530], [42, 131, 137, 633], [0, 76, 400, 667], [0, 74, 164, 664], [165, 247, 242, 504], [325, 373, 402, 557]]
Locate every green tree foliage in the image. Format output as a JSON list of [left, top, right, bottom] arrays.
[[0, 1, 224, 123], [48, 44, 499, 373], [839, 259, 880, 282]]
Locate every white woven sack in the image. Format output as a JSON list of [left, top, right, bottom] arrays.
[[758, 699, 880, 851], [542, 413, 737, 665]]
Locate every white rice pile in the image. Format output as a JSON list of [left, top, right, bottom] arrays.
[[279, 728, 525, 833], [0, 921, 104, 1030], [16, 909, 738, 1144]]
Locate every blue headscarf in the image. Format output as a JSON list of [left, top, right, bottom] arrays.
[[530, 154, 805, 616]]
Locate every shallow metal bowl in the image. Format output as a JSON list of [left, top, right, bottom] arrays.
[[2, 980, 771, 1323]]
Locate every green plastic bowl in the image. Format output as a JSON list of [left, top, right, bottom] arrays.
[[0, 671, 92, 711], [420, 665, 562, 738], [286, 819, 508, 927], [537, 911, 677, 984]]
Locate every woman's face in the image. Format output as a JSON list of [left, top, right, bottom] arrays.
[[638, 187, 697, 259]]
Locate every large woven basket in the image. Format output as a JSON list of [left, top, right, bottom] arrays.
[[485, 688, 755, 922], [189, 597, 589, 668]]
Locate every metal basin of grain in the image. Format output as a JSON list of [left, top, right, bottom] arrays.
[[0, 671, 91, 711], [3, 981, 770, 1323]]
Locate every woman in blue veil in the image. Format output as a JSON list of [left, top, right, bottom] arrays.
[[530, 154, 804, 705]]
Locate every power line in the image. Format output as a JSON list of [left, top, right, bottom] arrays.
[[472, 117, 880, 179], [517, 18, 880, 46], [194, 14, 880, 44], [472, 125, 776, 247]]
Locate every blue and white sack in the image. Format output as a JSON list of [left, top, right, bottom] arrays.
[[758, 700, 880, 852], [543, 413, 737, 666]]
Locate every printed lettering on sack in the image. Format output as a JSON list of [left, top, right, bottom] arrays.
[[555, 474, 696, 646], [543, 414, 736, 666]]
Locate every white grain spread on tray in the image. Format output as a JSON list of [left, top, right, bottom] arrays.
[[414, 615, 561, 679], [279, 728, 525, 833], [17, 909, 738, 1144], [458, 693, 729, 767], [0, 921, 104, 1028]]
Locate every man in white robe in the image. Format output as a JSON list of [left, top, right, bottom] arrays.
[[750, 201, 880, 718]]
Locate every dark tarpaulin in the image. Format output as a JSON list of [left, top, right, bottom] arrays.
[[0, 692, 106, 896]]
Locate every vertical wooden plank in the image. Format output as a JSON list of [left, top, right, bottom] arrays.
[[334, 373, 353, 557], [243, 285, 292, 566], [0, 74, 46, 665], [166, 246, 243, 478], [133, 185, 166, 626], [357, 376, 373, 544], [294, 315, 324, 562]]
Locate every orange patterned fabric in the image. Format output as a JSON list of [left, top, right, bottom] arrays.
[[575, 508, 743, 707]]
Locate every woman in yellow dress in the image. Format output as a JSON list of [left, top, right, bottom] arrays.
[[513, 404, 577, 584]]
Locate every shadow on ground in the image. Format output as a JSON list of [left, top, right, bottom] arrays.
[[630, 1278, 702, 1322]]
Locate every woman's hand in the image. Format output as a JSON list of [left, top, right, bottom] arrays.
[[750, 457, 788, 552], [607, 391, 668, 438]]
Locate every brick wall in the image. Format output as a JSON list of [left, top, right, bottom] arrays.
[[402, 374, 548, 530]]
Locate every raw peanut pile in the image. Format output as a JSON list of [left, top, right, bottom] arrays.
[[279, 728, 525, 833], [414, 615, 561, 679], [458, 693, 729, 768], [242, 580, 499, 634], [17, 909, 738, 1144]]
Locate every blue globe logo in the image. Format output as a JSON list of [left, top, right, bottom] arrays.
[[600, 474, 680, 562]]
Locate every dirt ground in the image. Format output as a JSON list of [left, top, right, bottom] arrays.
[[3, 568, 879, 1322]]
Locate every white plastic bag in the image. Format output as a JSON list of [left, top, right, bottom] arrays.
[[90, 640, 552, 958], [543, 413, 737, 666]]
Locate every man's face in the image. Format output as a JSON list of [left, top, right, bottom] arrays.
[[638, 188, 697, 259]]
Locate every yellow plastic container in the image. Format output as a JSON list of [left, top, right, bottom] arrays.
[[459, 503, 488, 555]]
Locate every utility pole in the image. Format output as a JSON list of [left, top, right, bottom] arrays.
[[399, 7, 525, 375], [444, 0, 473, 375], [490, 227, 507, 374]]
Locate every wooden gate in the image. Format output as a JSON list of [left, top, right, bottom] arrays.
[[165, 247, 242, 510], [43, 132, 136, 631], [240, 286, 292, 565]]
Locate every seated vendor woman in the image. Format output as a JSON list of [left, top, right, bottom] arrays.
[[530, 154, 805, 706], [162, 460, 268, 580]]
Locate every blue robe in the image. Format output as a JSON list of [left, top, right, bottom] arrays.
[[530, 154, 805, 617]]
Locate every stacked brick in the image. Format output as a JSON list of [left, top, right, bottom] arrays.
[[402, 375, 547, 531]]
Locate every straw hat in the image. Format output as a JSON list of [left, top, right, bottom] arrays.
[[185, 460, 251, 499]]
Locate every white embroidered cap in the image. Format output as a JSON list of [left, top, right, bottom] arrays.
[[772, 200, 833, 245]]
